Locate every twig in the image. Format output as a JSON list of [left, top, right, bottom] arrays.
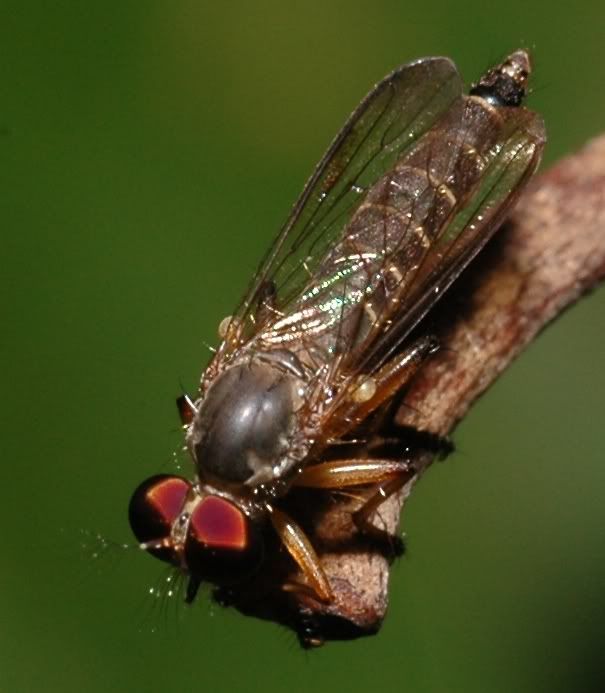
[[221, 135, 605, 641]]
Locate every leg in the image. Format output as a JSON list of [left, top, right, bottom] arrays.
[[364, 427, 453, 463], [269, 506, 333, 604], [185, 575, 202, 604], [323, 336, 438, 442], [352, 473, 411, 537], [293, 458, 415, 552], [176, 393, 197, 427], [293, 459, 412, 489]]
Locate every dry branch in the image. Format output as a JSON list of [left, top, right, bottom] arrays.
[[223, 135, 605, 642]]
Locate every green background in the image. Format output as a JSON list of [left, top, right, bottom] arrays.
[[2, 1, 604, 691]]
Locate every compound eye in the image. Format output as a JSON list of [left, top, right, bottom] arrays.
[[128, 474, 190, 564], [185, 496, 263, 584], [190, 496, 247, 550]]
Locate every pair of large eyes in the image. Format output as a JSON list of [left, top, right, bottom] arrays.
[[128, 475, 263, 583]]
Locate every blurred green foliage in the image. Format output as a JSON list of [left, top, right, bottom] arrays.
[[2, 2, 604, 692]]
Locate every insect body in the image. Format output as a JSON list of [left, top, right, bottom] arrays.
[[129, 50, 545, 639]]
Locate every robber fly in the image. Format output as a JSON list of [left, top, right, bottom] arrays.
[[129, 50, 545, 640]]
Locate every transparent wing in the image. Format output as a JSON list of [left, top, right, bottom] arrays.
[[216, 57, 463, 359], [248, 96, 545, 408], [355, 104, 547, 375]]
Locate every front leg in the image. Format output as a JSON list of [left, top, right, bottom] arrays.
[[268, 505, 334, 603]]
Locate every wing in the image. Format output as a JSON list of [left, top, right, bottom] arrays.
[[212, 57, 463, 365], [241, 93, 545, 419], [205, 55, 545, 428], [351, 99, 547, 374]]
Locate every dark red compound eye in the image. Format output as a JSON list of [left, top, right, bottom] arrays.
[[128, 474, 190, 564], [184, 496, 264, 584], [190, 496, 247, 550]]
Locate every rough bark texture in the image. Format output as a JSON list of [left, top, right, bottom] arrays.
[[220, 135, 605, 642]]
